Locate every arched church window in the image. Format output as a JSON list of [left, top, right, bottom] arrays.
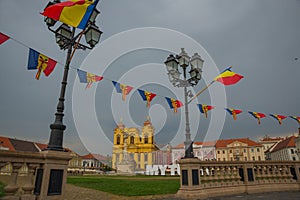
[[116, 135, 120, 145], [130, 136, 134, 144], [144, 135, 148, 144]]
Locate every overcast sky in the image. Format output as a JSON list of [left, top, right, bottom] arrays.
[[0, 0, 299, 156]]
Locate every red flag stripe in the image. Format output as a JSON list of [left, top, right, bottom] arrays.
[[0, 32, 10, 45]]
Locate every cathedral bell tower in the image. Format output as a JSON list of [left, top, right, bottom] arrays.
[[141, 116, 154, 144]]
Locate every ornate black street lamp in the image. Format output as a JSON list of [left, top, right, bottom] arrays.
[[43, 1, 102, 151], [164, 48, 204, 158]]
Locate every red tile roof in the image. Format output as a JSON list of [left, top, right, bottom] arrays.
[[194, 141, 202, 145], [0, 135, 75, 153], [271, 136, 297, 153], [173, 143, 184, 149], [0, 136, 15, 151], [215, 138, 262, 148], [92, 154, 109, 161], [260, 136, 284, 142], [35, 143, 48, 151], [9, 138, 39, 152], [173, 141, 216, 149], [202, 141, 216, 147], [82, 153, 97, 159]]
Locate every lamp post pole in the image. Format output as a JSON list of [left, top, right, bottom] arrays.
[[47, 27, 75, 151], [164, 48, 204, 158], [43, 1, 102, 151], [182, 67, 193, 158]]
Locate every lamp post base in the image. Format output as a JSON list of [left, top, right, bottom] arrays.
[[184, 141, 194, 158], [46, 123, 66, 151]]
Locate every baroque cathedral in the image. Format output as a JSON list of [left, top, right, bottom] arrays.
[[112, 116, 159, 171]]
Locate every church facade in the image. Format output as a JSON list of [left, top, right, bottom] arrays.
[[112, 117, 159, 171]]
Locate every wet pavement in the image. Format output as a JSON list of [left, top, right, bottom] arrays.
[[205, 191, 300, 200]]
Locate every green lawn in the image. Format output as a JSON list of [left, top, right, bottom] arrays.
[[0, 182, 5, 198], [67, 175, 180, 196]]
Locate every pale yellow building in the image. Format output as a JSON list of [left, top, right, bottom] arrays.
[[112, 117, 159, 170], [215, 138, 265, 161]]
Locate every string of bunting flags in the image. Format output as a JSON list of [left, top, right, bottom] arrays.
[[1, 31, 299, 126], [197, 103, 299, 125]]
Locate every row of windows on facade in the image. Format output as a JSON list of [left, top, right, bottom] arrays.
[[264, 146, 296, 154], [217, 156, 262, 161], [272, 149, 297, 160], [217, 148, 261, 154], [274, 149, 296, 156], [115, 135, 153, 145], [194, 151, 214, 156], [272, 153, 297, 161], [82, 161, 102, 167]]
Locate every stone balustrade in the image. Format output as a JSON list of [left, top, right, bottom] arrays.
[[178, 158, 300, 199], [2, 151, 300, 199], [0, 150, 72, 200]]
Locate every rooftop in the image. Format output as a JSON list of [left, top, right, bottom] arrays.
[[260, 136, 284, 142], [0, 135, 74, 153], [270, 136, 297, 153], [215, 138, 262, 148]]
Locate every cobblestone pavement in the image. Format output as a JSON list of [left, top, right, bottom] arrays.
[[64, 184, 300, 200]]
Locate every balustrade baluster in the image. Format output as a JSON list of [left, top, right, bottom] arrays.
[[276, 165, 282, 182], [232, 166, 238, 183], [266, 165, 271, 182], [226, 166, 233, 185], [202, 166, 209, 187], [0, 162, 7, 173], [255, 165, 261, 182], [260, 165, 267, 183], [278, 165, 284, 180], [273, 165, 279, 181], [282, 165, 289, 181], [3, 162, 23, 200], [208, 166, 214, 185], [201, 166, 207, 183], [21, 163, 39, 200]]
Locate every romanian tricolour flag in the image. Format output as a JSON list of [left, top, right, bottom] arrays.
[[138, 89, 156, 108], [290, 116, 300, 124], [112, 81, 133, 101], [226, 108, 242, 120], [77, 69, 103, 88], [41, 0, 99, 29], [27, 48, 57, 80], [0, 32, 10, 45], [248, 111, 266, 124], [165, 97, 183, 113], [214, 67, 244, 85], [270, 114, 287, 125], [198, 104, 214, 118]]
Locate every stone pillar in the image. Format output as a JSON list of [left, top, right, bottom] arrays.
[[294, 162, 300, 183], [243, 164, 248, 184], [140, 153, 145, 169], [111, 153, 116, 169], [3, 162, 23, 200], [36, 151, 72, 200], [148, 153, 152, 165]]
